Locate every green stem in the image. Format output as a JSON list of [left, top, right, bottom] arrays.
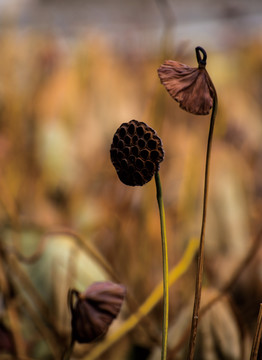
[[187, 94, 218, 360], [155, 172, 169, 360]]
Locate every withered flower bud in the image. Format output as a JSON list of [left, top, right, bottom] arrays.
[[157, 47, 216, 115], [110, 119, 164, 186], [69, 281, 126, 343]]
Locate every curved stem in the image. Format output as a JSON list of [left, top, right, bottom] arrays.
[[187, 94, 218, 360], [155, 172, 169, 360]]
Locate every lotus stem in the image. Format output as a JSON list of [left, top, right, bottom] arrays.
[[187, 93, 218, 360], [155, 171, 169, 360]]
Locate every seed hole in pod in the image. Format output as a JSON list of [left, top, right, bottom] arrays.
[[113, 135, 119, 145], [119, 127, 126, 138], [118, 170, 129, 184], [117, 151, 124, 161], [142, 169, 149, 177], [134, 172, 143, 185], [132, 135, 138, 145], [145, 174, 152, 182], [150, 150, 159, 161], [144, 132, 151, 141], [135, 158, 144, 170], [148, 139, 157, 150], [128, 123, 135, 135], [145, 161, 154, 172], [118, 140, 124, 149], [129, 155, 135, 164], [131, 146, 139, 156], [137, 126, 144, 137], [121, 159, 128, 169], [138, 139, 145, 148], [128, 164, 135, 173], [123, 147, 129, 157], [141, 149, 149, 160], [124, 135, 131, 145]]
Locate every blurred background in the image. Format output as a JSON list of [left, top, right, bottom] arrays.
[[0, 0, 262, 359]]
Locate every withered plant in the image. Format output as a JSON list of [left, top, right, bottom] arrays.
[[63, 281, 126, 359], [158, 46, 218, 359], [110, 119, 169, 360]]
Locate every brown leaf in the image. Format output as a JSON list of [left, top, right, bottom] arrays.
[[158, 57, 215, 115], [69, 282, 126, 343]]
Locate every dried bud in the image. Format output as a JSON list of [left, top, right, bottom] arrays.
[[69, 282, 126, 343], [110, 119, 164, 186], [158, 47, 216, 115]]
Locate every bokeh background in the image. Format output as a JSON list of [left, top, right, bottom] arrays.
[[0, 0, 262, 359]]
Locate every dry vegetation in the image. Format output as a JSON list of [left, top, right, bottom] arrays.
[[0, 28, 262, 359]]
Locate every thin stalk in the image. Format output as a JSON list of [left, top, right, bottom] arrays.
[[187, 94, 218, 360], [155, 172, 169, 360], [250, 303, 262, 360]]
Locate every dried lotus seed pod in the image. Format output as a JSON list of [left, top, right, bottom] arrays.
[[110, 120, 164, 186]]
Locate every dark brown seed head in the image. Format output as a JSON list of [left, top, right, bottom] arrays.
[[110, 120, 164, 186], [69, 282, 126, 343]]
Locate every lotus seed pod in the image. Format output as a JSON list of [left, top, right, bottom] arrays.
[[110, 120, 164, 186]]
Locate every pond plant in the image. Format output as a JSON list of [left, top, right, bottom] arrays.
[[65, 46, 218, 360]]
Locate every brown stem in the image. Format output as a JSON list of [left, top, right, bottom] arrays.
[[187, 93, 218, 360]]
